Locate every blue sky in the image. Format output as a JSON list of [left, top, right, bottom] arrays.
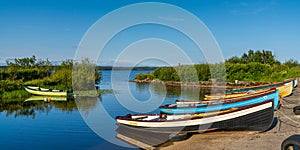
[[0, 0, 300, 66]]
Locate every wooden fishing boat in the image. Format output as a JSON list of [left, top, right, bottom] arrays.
[[160, 88, 278, 114], [277, 81, 293, 98], [116, 100, 274, 133], [204, 79, 294, 101], [225, 81, 285, 94], [284, 78, 298, 89], [24, 96, 67, 102], [294, 78, 298, 88], [177, 88, 271, 104], [204, 88, 272, 101], [24, 86, 68, 97], [204, 92, 248, 101], [201, 81, 287, 101]]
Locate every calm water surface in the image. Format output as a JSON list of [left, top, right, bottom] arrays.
[[0, 70, 209, 150]]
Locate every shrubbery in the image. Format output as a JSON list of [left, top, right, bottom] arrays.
[[135, 50, 300, 82]]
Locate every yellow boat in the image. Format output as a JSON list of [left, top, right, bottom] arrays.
[[277, 81, 293, 98], [24, 86, 68, 97], [205, 80, 295, 100], [204, 92, 247, 100], [204, 88, 269, 101]]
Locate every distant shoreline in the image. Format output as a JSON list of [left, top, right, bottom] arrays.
[[97, 66, 157, 70]]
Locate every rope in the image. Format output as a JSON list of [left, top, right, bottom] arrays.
[[277, 108, 300, 128]]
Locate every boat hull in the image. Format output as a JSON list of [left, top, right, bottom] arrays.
[[24, 86, 67, 97], [277, 82, 293, 98], [116, 100, 274, 133], [116, 124, 183, 149]]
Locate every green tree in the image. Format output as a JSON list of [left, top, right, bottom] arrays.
[[283, 59, 299, 68]]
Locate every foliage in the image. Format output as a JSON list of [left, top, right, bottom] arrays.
[[283, 59, 299, 68], [5, 55, 52, 81], [135, 49, 300, 83], [136, 72, 154, 80], [0, 90, 31, 100], [226, 49, 280, 65], [72, 58, 101, 92]]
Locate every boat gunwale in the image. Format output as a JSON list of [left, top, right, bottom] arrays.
[[161, 88, 276, 109], [224, 80, 291, 94], [176, 88, 275, 103]]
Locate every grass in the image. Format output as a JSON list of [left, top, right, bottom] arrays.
[[0, 90, 31, 101]]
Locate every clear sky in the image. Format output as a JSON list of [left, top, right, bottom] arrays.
[[1, 0, 300, 66]]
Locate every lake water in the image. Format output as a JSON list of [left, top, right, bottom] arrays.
[[0, 70, 210, 149]]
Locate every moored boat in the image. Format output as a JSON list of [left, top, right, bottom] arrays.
[[225, 81, 285, 94], [161, 88, 278, 114], [203, 81, 288, 101], [294, 78, 298, 88], [284, 78, 298, 89], [177, 88, 271, 104], [24, 86, 68, 97], [206, 88, 271, 101], [204, 92, 248, 101], [277, 81, 293, 98], [116, 100, 274, 133], [203, 79, 294, 101]]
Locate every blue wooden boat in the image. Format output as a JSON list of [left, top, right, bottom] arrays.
[[159, 88, 279, 114]]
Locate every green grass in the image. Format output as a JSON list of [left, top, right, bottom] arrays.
[[0, 90, 31, 101]]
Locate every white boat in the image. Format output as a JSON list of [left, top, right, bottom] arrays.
[[116, 100, 274, 133]]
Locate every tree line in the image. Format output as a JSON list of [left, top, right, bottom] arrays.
[[135, 50, 300, 82]]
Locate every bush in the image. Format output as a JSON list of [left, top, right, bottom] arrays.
[[135, 62, 300, 83], [136, 73, 147, 80]]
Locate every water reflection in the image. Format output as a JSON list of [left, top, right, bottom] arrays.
[[137, 82, 211, 100], [75, 96, 101, 116], [0, 96, 80, 118]]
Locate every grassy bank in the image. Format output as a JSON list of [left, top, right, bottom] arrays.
[[0, 56, 101, 101]]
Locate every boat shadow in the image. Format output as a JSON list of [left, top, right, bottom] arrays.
[[115, 124, 193, 149]]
